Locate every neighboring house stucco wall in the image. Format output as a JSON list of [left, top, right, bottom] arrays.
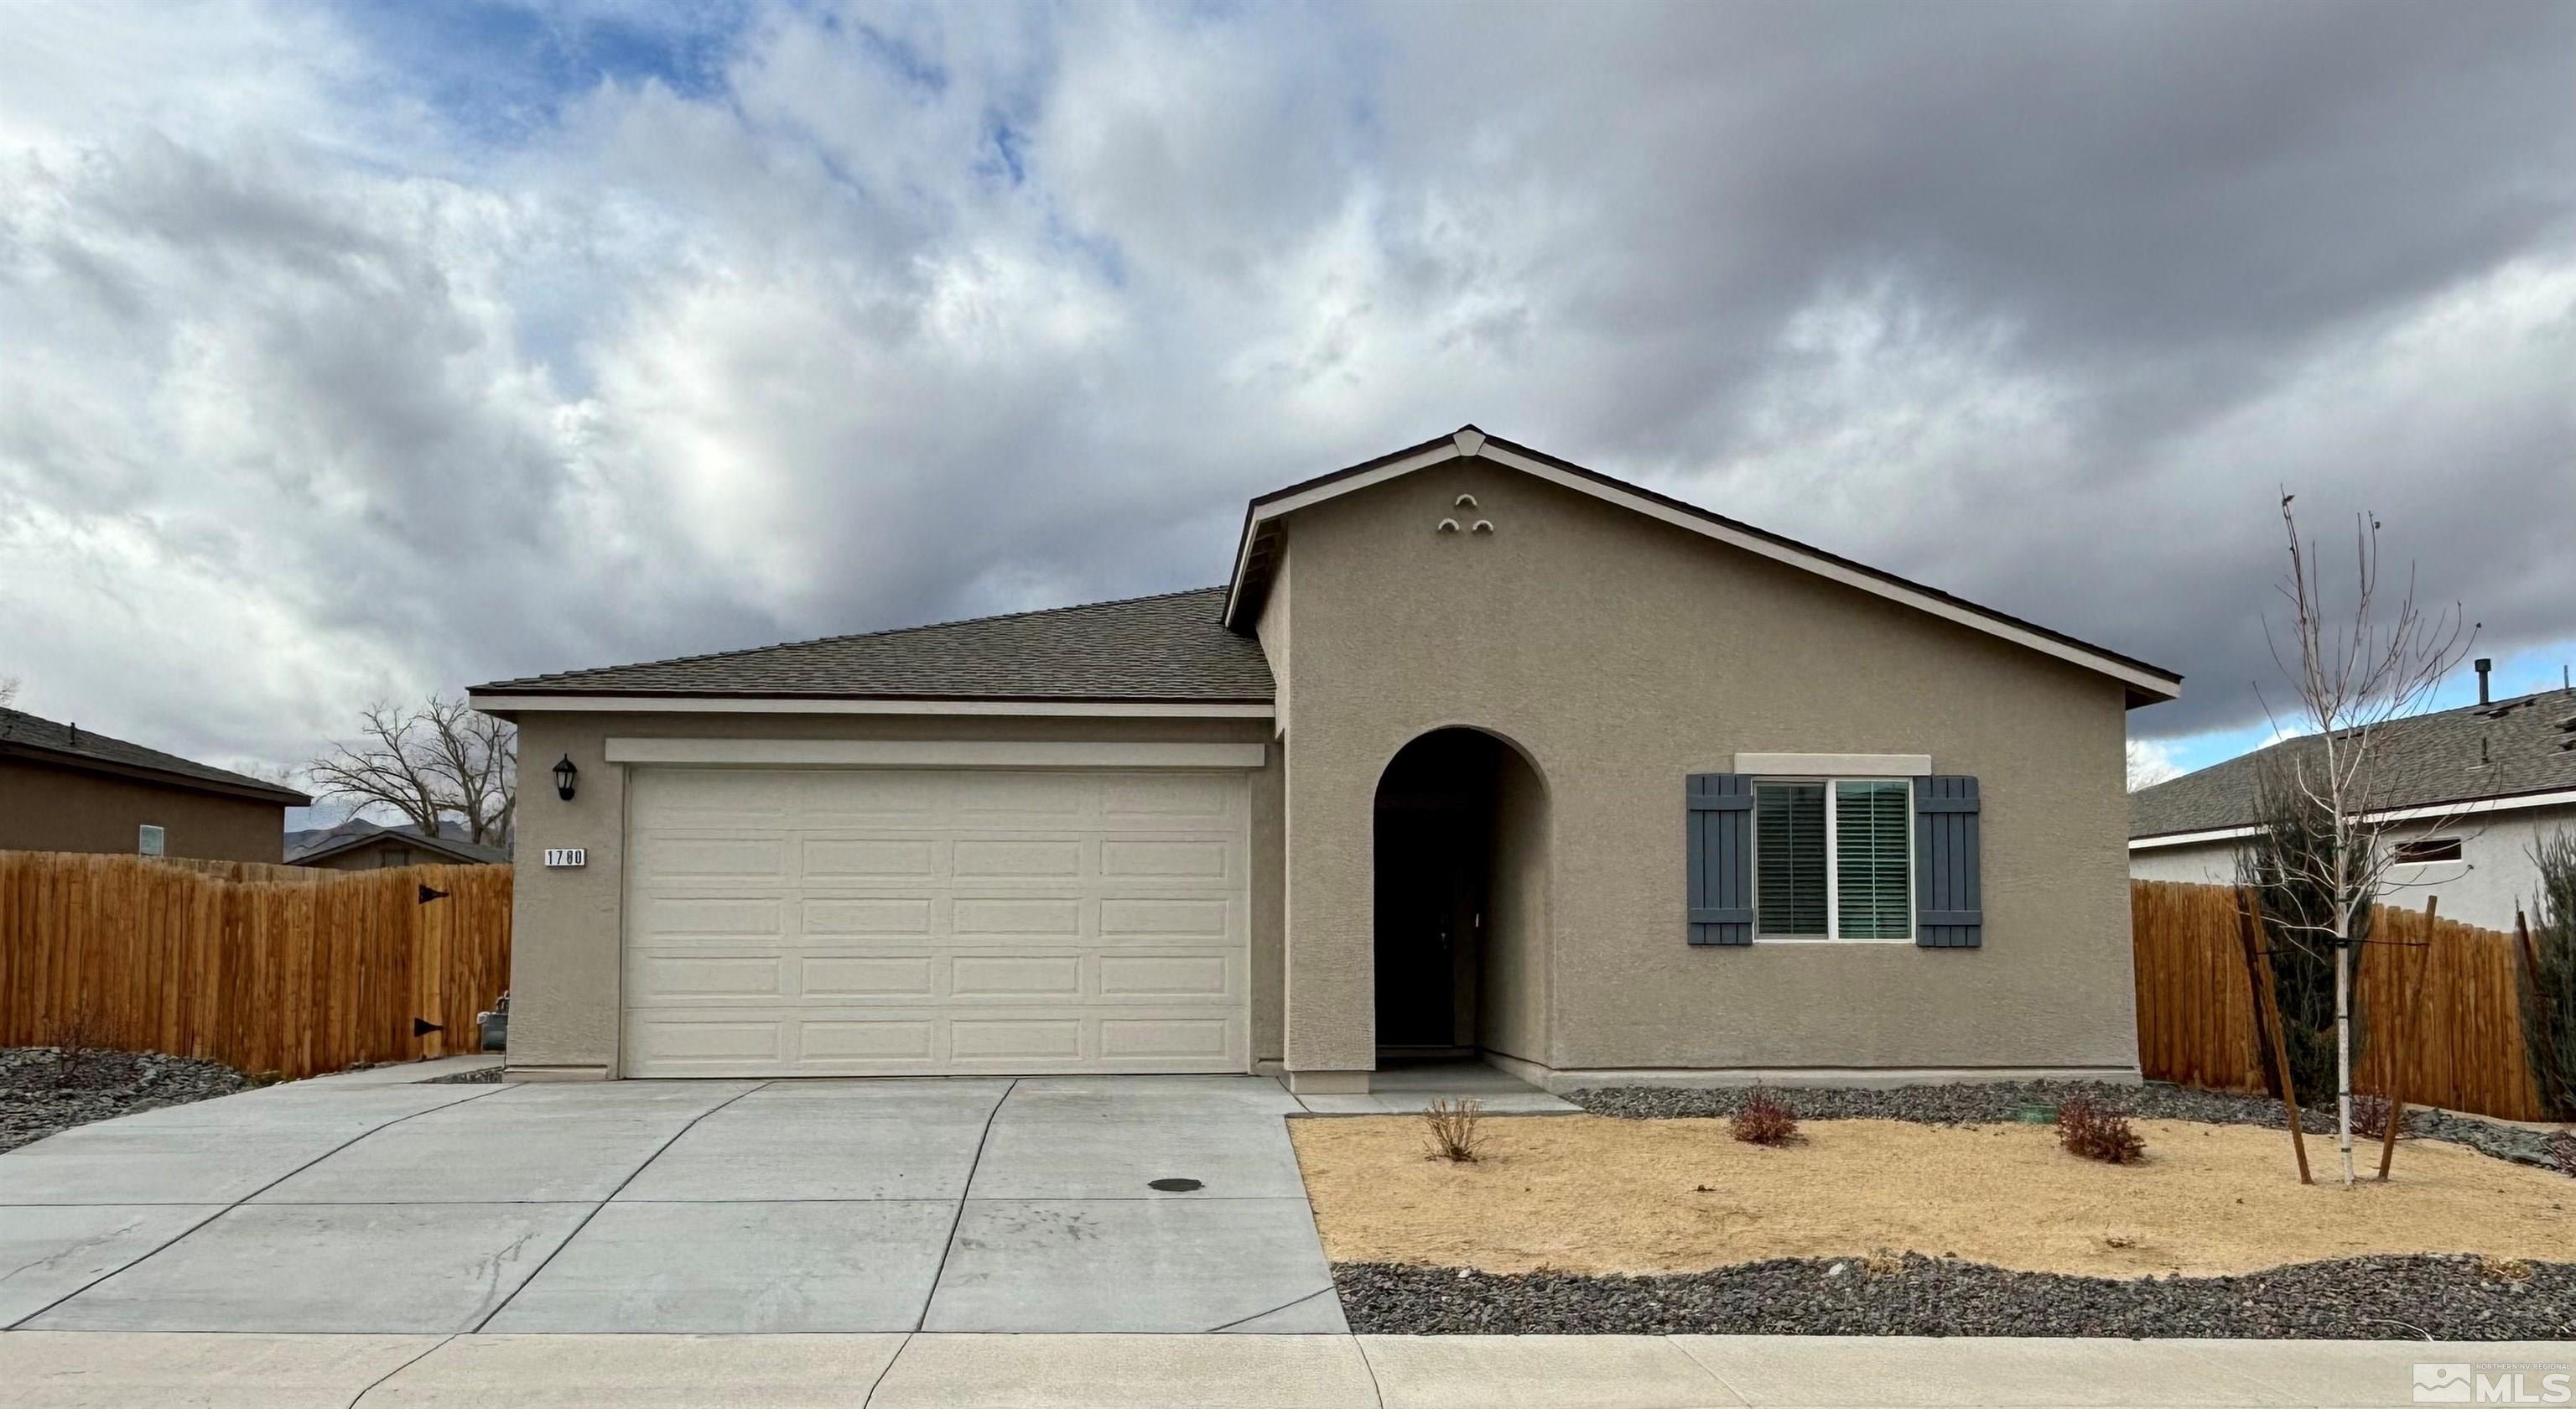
[[1269, 459, 2140, 1081], [2131, 803, 2576, 932], [501, 710, 1283, 1078], [0, 756, 288, 862]]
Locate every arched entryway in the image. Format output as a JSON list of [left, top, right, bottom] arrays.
[[1372, 727, 1551, 1065]]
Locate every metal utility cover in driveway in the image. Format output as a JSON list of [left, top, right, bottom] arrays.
[[2, 1074, 1343, 1335]]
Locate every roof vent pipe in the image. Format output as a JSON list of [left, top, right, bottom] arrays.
[[2475, 658, 2492, 704]]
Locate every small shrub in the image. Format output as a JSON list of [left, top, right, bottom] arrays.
[[2350, 1094, 2392, 1141], [1730, 1088, 1801, 1146], [1421, 1097, 1485, 1163], [49, 1009, 108, 1089], [2057, 1096, 2147, 1165], [2545, 1131, 2574, 1179]]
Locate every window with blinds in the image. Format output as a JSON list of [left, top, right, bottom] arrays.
[[1754, 782, 1827, 936], [1834, 780, 1912, 939], [1751, 777, 1912, 940]]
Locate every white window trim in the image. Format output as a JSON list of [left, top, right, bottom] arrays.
[[1750, 777, 1916, 944], [601, 737, 1267, 769], [1732, 752, 1930, 777]]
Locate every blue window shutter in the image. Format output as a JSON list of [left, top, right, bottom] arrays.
[[1685, 774, 1755, 946], [1915, 776, 1982, 949]]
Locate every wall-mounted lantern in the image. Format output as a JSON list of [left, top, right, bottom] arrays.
[[553, 753, 579, 801]]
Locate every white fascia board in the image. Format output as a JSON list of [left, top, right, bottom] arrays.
[[470, 694, 1273, 720], [1475, 445, 2180, 702], [2126, 787, 2576, 851], [605, 738, 1268, 769], [1733, 752, 1933, 777], [2127, 827, 2257, 851], [1222, 440, 1466, 622]]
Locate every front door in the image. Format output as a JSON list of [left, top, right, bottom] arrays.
[[1374, 812, 1477, 1049]]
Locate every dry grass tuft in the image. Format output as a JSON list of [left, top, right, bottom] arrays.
[[2058, 1097, 2147, 1165], [1421, 1098, 1486, 1162], [1730, 1088, 1801, 1146], [2479, 1254, 2535, 1283]]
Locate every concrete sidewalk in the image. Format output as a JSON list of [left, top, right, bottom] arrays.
[[6, 1330, 2566, 1407]]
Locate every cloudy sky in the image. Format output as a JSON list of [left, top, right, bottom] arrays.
[[3, 0, 2571, 806]]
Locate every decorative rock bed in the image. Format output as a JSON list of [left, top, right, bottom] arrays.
[[1572, 1080, 2570, 1172], [0, 1046, 251, 1153], [1334, 1253, 2576, 1339], [425, 1064, 507, 1084]]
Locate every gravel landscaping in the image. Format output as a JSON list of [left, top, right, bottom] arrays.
[[425, 1064, 506, 1084], [1574, 1080, 2573, 1171], [1334, 1253, 2576, 1339], [0, 1045, 251, 1153]]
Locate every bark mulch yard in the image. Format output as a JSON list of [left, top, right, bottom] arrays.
[[0, 1046, 250, 1154], [1290, 1102, 2576, 1339]]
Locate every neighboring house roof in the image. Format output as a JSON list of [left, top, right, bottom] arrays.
[[286, 818, 510, 866], [0, 706, 309, 806], [468, 428, 2179, 710], [2129, 685, 2576, 844], [1222, 427, 2181, 707], [469, 586, 1275, 705]]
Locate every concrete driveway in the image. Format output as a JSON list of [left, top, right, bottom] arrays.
[[0, 1074, 1344, 1335]]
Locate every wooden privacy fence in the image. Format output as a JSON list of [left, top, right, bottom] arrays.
[[0, 850, 512, 1079], [2132, 879, 2550, 1122]]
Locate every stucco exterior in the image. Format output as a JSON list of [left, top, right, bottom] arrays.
[[0, 756, 291, 862], [496, 710, 1282, 1078], [482, 434, 2160, 1088], [2131, 803, 2576, 933], [1265, 458, 2141, 1084]]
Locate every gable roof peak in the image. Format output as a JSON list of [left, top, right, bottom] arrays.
[[1223, 428, 2180, 706]]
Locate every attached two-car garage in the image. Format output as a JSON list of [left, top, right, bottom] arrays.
[[619, 762, 1252, 1078]]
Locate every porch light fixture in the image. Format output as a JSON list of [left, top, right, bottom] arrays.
[[553, 754, 579, 801]]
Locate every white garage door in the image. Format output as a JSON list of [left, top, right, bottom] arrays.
[[621, 767, 1251, 1078]]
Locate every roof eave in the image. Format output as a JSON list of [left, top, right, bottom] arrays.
[[0, 741, 311, 807]]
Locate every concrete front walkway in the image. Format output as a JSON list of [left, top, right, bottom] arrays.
[[5, 1329, 2564, 1407], [0, 1074, 1339, 1334]]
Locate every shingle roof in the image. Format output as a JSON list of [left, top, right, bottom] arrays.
[[470, 586, 1275, 702], [286, 819, 508, 866], [2130, 686, 2576, 838], [0, 707, 310, 806]]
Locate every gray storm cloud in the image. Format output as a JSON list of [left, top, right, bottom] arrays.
[[1, 0, 2568, 777]]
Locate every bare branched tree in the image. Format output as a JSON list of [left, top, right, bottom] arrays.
[[2254, 493, 2477, 1185], [306, 696, 517, 846], [0, 676, 19, 709]]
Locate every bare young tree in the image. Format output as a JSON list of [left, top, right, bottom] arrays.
[[0, 676, 19, 709], [307, 696, 517, 846], [2255, 494, 2476, 1184]]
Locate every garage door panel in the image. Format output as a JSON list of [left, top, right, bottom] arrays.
[[950, 897, 1083, 938], [1101, 774, 1238, 822], [801, 837, 938, 880], [632, 954, 790, 999], [638, 835, 789, 881], [625, 767, 1249, 1077], [802, 897, 936, 937], [951, 838, 1083, 879], [636, 897, 787, 943], [799, 955, 937, 998]]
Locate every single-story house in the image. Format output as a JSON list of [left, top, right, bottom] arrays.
[[287, 818, 512, 870], [469, 427, 2181, 1090], [2131, 671, 2576, 931], [0, 706, 310, 863]]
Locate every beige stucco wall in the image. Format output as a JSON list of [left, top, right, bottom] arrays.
[[0, 757, 289, 862], [1477, 746, 1550, 1063], [494, 709, 1282, 1076], [1269, 458, 2142, 1079]]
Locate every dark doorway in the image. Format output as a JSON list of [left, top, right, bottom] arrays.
[[1373, 730, 1511, 1055]]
